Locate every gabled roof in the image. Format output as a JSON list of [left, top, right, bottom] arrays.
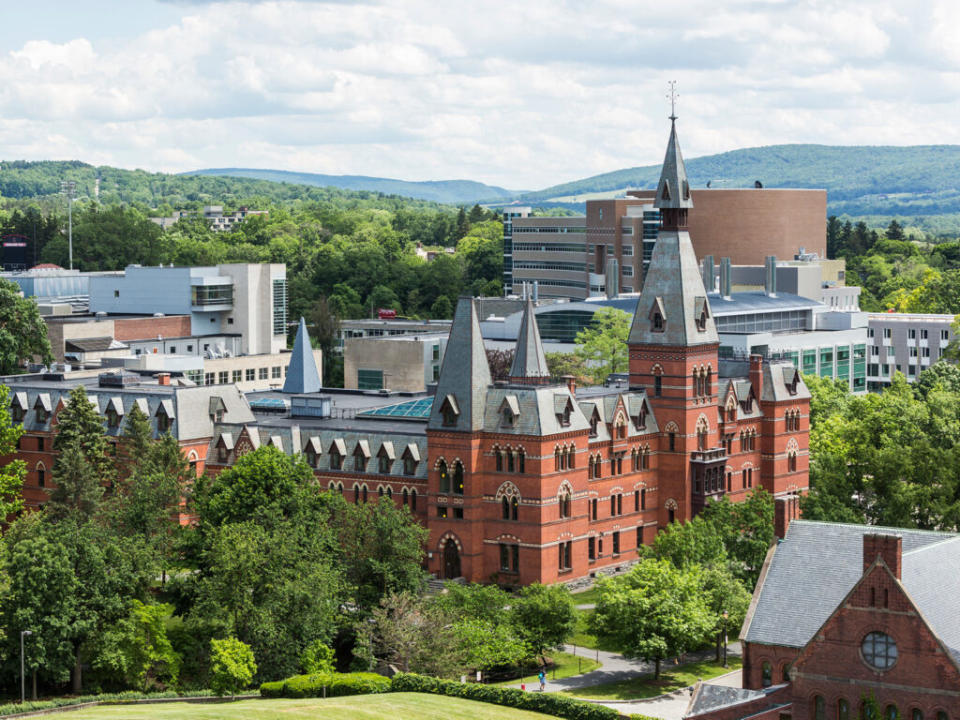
[[510, 297, 550, 379], [483, 385, 589, 436], [379, 441, 395, 460], [282, 317, 322, 394], [742, 520, 959, 651], [428, 297, 491, 432], [761, 361, 811, 402]]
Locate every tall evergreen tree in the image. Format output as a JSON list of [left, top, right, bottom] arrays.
[[52, 386, 113, 484]]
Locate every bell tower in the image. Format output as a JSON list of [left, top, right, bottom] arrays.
[[628, 109, 722, 525]]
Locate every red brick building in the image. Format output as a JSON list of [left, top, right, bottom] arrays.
[[686, 516, 960, 720]]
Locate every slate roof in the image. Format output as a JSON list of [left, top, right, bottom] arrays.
[[761, 361, 811, 402], [510, 297, 550, 379], [282, 317, 322, 394], [483, 384, 590, 436], [627, 228, 719, 347], [428, 297, 491, 432], [742, 520, 959, 652]]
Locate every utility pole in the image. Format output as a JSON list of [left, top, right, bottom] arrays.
[[60, 180, 76, 270], [20, 630, 32, 704]]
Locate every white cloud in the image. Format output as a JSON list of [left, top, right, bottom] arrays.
[[0, 0, 958, 189]]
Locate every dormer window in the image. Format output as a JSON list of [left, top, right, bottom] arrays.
[[402, 444, 419, 476], [330, 440, 345, 470], [502, 408, 514, 427], [209, 396, 227, 424], [634, 407, 647, 431], [439, 394, 460, 427], [34, 395, 51, 423], [500, 396, 519, 428], [653, 313, 664, 331], [156, 400, 175, 434], [694, 297, 709, 333], [589, 412, 599, 438], [106, 408, 119, 428], [649, 297, 666, 334]]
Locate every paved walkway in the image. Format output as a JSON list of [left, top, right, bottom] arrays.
[[604, 670, 742, 720], [504, 641, 741, 694]]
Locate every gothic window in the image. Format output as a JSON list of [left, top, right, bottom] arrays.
[[588, 536, 596, 560], [410, 489, 417, 510], [497, 448, 504, 472], [354, 447, 367, 472], [36, 463, 45, 488], [589, 414, 599, 437], [502, 496, 511, 520], [911, 710, 923, 720], [635, 406, 647, 430], [403, 454, 417, 476], [558, 541, 572, 570], [517, 448, 525, 474], [838, 699, 850, 720], [669, 432, 676, 452], [559, 491, 572, 519], [403, 488, 409, 505], [362, 485, 368, 503], [610, 494, 616, 516], [378, 451, 391, 474], [641, 488, 646, 510], [510, 496, 519, 520], [353, 484, 360, 504], [507, 451, 515, 473], [567, 446, 574, 469], [654, 373, 663, 397], [634, 489, 640, 511], [788, 451, 797, 472], [761, 661, 772, 687], [438, 460, 450, 493], [814, 696, 825, 720], [452, 460, 464, 495], [705, 368, 712, 396], [330, 447, 343, 470]]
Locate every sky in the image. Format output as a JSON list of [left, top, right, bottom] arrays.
[[1, 0, 959, 190]]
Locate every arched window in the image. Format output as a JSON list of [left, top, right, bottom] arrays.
[[502, 496, 510, 520], [362, 485, 368, 503], [403, 488, 409, 505], [788, 451, 797, 472], [910, 709, 922, 720], [567, 446, 574, 469], [452, 461, 464, 495], [387, 487, 393, 498], [696, 417, 708, 451], [378, 486, 384, 497], [761, 661, 772, 687], [410, 489, 417, 510], [353, 484, 360, 504], [517, 449, 525, 474], [591, 497, 598, 520], [653, 367, 663, 397], [885, 708, 899, 720], [511, 496, 519, 521], [558, 485, 572, 519], [705, 367, 712, 396], [438, 460, 450, 494], [814, 696, 825, 720], [838, 699, 850, 720], [641, 488, 646, 510], [496, 448, 504, 472], [36, 462, 46, 488], [507, 451, 515, 473]]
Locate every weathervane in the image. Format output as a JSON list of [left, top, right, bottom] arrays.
[[666, 80, 678, 121]]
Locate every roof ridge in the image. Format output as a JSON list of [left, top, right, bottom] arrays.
[[790, 519, 959, 538], [903, 535, 960, 556]]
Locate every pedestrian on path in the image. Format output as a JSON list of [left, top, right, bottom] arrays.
[[538, 669, 546, 692]]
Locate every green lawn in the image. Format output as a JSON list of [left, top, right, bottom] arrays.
[[569, 587, 602, 606], [493, 651, 601, 686], [61, 694, 561, 720], [561, 657, 742, 701], [567, 608, 624, 654]]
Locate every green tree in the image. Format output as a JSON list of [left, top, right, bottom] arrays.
[[430, 295, 453, 319], [886, 219, 905, 241], [95, 600, 180, 691], [331, 496, 427, 612], [300, 640, 336, 675], [701, 489, 775, 586], [0, 278, 53, 374], [510, 583, 576, 664], [430, 582, 510, 625], [699, 565, 751, 663], [209, 637, 256, 698], [0, 385, 25, 517], [454, 618, 530, 673], [592, 559, 713, 679], [47, 441, 103, 522], [574, 307, 631, 383], [545, 352, 592, 385], [51, 385, 114, 487]]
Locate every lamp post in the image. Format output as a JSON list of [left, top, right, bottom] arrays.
[[20, 630, 32, 704], [60, 180, 76, 270], [721, 611, 729, 668]]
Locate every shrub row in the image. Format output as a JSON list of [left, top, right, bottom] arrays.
[[390, 673, 619, 720], [0, 690, 216, 717], [259, 672, 391, 699]]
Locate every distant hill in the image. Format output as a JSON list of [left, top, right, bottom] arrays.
[[519, 144, 960, 222], [187, 167, 516, 205]]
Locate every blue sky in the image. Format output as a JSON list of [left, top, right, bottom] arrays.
[[1, 1, 958, 189]]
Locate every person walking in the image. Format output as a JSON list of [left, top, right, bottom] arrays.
[[538, 669, 546, 692]]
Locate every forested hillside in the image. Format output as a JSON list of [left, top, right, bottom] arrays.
[[189, 168, 515, 204]]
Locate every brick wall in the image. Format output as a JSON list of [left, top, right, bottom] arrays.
[[113, 315, 192, 341]]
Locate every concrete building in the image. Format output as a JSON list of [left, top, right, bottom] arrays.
[[88, 263, 286, 355], [344, 333, 448, 392], [506, 187, 827, 301], [866, 313, 956, 389], [686, 511, 960, 720], [336, 318, 453, 350]]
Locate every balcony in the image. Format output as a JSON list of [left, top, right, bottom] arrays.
[[191, 282, 234, 311]]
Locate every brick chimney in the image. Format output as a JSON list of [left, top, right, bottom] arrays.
[[156, 372, 171, 386], [774, 494, 799, 539], [562, 375, 577, 396], [749, 354, 763, 400], [863, 533, 902, 579]]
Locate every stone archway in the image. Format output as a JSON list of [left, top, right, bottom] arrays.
[[442, 538, 461, 579]]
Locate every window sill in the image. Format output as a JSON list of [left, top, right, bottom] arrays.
[[558, 568, 573, 575]]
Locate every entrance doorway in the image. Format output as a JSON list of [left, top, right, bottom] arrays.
[[442, 539, 461, 579]]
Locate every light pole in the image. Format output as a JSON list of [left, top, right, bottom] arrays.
[[60, 180, 76, 270], [721, 610, 729, 668], [20, 630, 32, 704]]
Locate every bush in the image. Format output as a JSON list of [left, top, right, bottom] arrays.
[[0, 690, 216, 717], [391, 673, 619, 720], [210, 638, 257, 698], [258, 672, 391, 699]]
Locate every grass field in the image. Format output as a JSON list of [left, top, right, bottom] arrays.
[[561, 657, 743, 701], [61, 694, 561, 720], [493, 651, 601, 686], [566, 609, 624, 654], [569, 587, 602, 606]]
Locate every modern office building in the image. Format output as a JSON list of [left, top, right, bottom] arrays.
[[866, 313, 956, 389], [150, 206, 268, 231], [336, 318, 453, 350], [88, 263, 287, 355], [506, 188, 827, 301]]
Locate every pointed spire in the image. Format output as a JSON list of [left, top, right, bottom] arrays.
[[628, 119, 717, 348], [509, 297, 550, 383], [654, 118, 693, 211], [282, 317, 322, 394], [428, 297, 491, 432]]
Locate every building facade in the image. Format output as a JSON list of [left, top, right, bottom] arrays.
[[866, 313, 956, 389], [685, 514, 960, 720], [506, 188, 827, 301]]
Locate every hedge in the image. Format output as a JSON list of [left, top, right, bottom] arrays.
[[259, 672, 391, 699], [0, 690, 216, 717], [390, 673, 619, 720]]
